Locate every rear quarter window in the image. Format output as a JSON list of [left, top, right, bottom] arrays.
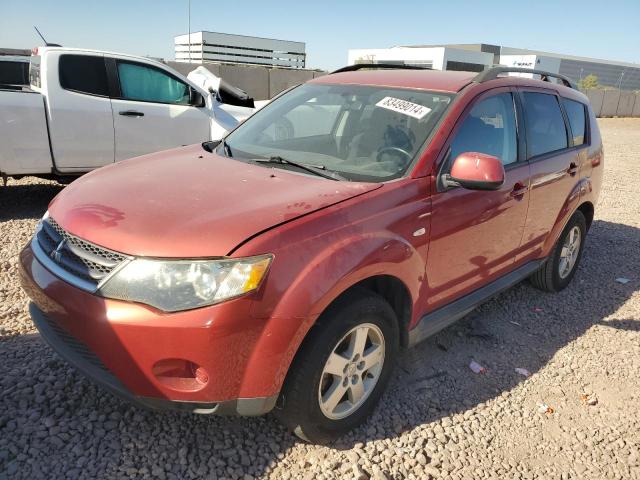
[[0, 60, 29, 85], [59, 55, 109, 97], [561, 98, 587, 146], [522, 92, 568, 158]]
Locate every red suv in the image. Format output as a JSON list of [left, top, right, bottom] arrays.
[[20, 65, 603, 443]]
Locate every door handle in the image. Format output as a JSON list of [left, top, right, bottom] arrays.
[[510, 182, 528, 198], [567, 162, 578, 176], [119, 110, 144, 117]]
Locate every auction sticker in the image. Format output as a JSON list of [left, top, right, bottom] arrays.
[[375, 97, 431, 119]]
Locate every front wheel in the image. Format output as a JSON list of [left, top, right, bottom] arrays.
[[530, 210, 587, 292], [274, 290, 399, 444]]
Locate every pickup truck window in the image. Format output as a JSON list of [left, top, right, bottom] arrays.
[[522, 92, 568, 158], [116, 61, 190, 105], [59, 55, 109, 96], [561, 98, 586, 146], [449, 93, 518, 166], [0, 59, 29, 86]]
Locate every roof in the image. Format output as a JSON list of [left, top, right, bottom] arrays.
[[34, 46, 168, 68], [309, 69, 476, 93]]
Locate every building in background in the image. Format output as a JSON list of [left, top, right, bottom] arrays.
[[174, 31, 306, 69], [347, 46, 493, 73], [498, 46, 640, 90], [348, 43, 640, 90]]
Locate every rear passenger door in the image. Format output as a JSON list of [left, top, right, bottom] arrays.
[[108, 59, 211, 161], [46, 53, 115, 170], [515, 89, 586, 262]]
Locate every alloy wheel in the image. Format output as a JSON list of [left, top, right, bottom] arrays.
[[559, 226, 581, 279], [318, 323, 385, 420]]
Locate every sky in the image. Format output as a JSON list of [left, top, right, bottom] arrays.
[[1, 0, 640, 71]]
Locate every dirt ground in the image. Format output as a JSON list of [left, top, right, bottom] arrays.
[[1, 118, 639, 480]]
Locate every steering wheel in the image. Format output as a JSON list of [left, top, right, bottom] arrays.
[[376, 146, 412, 163]]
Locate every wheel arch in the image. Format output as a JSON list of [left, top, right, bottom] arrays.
[[273, 273, 412, 404], [577, 200, 594, 231]]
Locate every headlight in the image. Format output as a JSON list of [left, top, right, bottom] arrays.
[[98, 255, 272, 312]]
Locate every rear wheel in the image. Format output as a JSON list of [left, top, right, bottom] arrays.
[[274, 290, 399, 444], [530, 210, 587, 292]]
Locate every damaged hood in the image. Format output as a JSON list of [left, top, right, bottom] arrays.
[[48, 145, 380, 258]]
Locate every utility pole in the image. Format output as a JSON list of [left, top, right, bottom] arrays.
[[188, 0, 191, 63]]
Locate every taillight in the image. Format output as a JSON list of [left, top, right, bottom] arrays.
[[31, 47, 39, 56]]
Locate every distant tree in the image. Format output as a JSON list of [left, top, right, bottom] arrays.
[[578, 74, 600, 90]]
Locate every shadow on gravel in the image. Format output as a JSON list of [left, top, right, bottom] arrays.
[[1, 219, 638, 478], [0, 182, 64, 221]]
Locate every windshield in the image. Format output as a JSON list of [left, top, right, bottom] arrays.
[[221, 83, 453, 182]]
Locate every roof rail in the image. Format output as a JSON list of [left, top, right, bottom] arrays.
[[331, 63, 429, 74], [473, 66, 577, 89]]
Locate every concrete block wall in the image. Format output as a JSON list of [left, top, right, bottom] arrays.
[[269, 69, 314, 98], [585, 90, 604, 117], [164, 61, 324, 100], [633, 96, 640, 117], [585, 89, 640, 117], [600, 91, 621, 117], [617, 92, 637, 117], [166, 62, 640, 116]]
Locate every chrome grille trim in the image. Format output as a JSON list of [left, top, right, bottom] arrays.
[[32, 217, 132, 293]]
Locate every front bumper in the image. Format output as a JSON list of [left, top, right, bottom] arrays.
[[29, 303, 276, 415], [19, 245, 280, 416]]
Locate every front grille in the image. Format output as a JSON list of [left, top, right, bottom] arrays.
[[34, 216, 128, 289]]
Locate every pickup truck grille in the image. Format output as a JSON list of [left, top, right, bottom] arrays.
[[34, 216, 128, 290]]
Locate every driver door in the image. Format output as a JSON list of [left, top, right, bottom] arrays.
[[108, 58, 211, 161], [426, 88, 531, 310]]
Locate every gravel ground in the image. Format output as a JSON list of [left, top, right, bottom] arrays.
[[1, 118, 639, 480]]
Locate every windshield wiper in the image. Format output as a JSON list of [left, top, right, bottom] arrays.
[[253, 156, 345, 181]]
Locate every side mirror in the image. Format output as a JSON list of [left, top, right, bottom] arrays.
[[189, 87, 206, 107], [444, 152, 505, 191]]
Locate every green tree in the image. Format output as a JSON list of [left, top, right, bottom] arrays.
[[578, 74, 599, 90]]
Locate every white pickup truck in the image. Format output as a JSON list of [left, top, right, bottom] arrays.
[[0, 47, 260, 182]]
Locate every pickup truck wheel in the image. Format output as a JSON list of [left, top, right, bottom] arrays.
[[530, 210, 587, 292], [274, 289, 399, 444]]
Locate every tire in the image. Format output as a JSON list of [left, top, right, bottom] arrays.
[[530, 210, 587, 292], [274, 289, 399, 444]]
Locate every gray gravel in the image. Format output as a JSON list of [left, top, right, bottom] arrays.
[[1, 118, 639, 480]]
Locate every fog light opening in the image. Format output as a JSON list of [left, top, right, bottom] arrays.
[[152, 358, 209, 392]]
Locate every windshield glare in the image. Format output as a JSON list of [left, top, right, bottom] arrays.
[[222, 84, 453, 182]]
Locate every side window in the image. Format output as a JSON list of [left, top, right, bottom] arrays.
[[561, 98, 586, 146], [0, 60, 29, 85], [449, 93, 518, 166], [59, 55, 109, 96], [117, 62, 190, 105], [522, 92, 568, 158]]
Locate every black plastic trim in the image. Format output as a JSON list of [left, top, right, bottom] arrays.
[[331, 64, 429, 74], [408, 259, 544, 347], [474, 66, 576, 90]]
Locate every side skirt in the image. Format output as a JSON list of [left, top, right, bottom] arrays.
[[408, 259, 545, 347]]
